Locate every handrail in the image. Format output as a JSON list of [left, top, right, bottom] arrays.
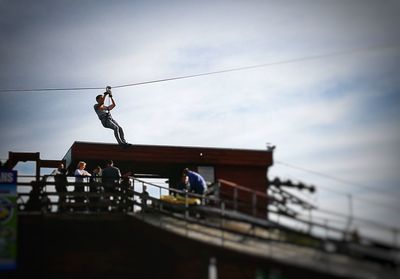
[[14, 175, 400, 251], [218, 178, 267, 198]]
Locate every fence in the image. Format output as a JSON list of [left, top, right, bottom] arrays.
[[14, 174, 400, 268]]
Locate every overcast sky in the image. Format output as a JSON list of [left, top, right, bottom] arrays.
[[1, 0, 399, 243]]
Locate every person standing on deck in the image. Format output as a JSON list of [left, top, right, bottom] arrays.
[[102, 160, 122, 193], [183, 168, 207, 195]]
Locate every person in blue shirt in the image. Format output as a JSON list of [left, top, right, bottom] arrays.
[[183, 168, 207, 195]]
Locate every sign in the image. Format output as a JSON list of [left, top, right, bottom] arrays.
[[0, 170, 17, 271]]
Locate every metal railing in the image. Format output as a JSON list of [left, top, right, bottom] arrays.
[[14, 174, 400, 269]]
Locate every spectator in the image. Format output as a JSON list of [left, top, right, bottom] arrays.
[[74, 161, 91, 204], [176, 173, 190, 194], [25, 181, 42, 211], [140, 185, 150, 212], [89, 165, 102, 210], [74, 161, 92, 183], [183, 168, 207, 195], [51, 162, 68, 212], [91, 165, 102, 184], [102, 160, 121, 192], [119, 171, 133, 211]]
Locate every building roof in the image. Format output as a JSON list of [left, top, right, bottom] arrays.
[[63, 141, 273, 175]]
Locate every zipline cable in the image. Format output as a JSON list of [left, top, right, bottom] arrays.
[[0, 43, 397, 93]]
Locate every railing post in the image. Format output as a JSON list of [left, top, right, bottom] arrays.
[[221, 201, 225, 245], [325, 219, 329, 239], [159, 185, 163, 212], [140, 181, 145, 212], [346, 194, 353, 237], [252, 192, 257, 216], [216, 181, 220, 201], [308, 208, 313, 233], [184, 190, 189, 237], [233, 188, 238, 211], [185, 190, 189, 220], [208, 257, 218, 279]]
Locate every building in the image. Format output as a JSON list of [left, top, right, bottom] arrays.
[[2, 142, 399, 278]]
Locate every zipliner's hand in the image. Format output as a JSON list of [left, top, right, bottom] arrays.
[[106, 86, 113, 97]]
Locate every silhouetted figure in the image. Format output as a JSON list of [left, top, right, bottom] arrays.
[[51, 163, 68, 212], [89, 165, 102, 211], [102, 160, 121, 210], [102, 160, 121, 191], [26, 179, 50, 212], [141, 185, 150, 212], [175, 172, 190, 195], [119, 172, 133, 212], [25, 181, 42, 211]]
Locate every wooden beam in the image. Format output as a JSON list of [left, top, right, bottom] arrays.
[[66, 141, 273, 168]]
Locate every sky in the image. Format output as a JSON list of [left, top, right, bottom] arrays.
[[0, 0, 400, 244]]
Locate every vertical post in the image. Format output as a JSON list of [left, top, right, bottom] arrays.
[[308, 208, 313, 233], [35, 157, 41, 184], [346, 194, 353, 237], [233, 188, 238, 211], [208, 257, 218, 279], [159, 184, 163, 212], [252, 192, 257, 216], [185, 189, 189, 237], [216, 181, 220, 201], [325, 219, 329, 239], [221, 202, 225, 245], [185, 190, 189, 220], [348, 194, 353, 221]]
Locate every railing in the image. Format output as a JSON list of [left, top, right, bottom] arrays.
[[217, 178, 268, 218], [18, 182, 131, 213], [14, 175, 400, 268]]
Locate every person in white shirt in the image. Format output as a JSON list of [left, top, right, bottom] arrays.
[[74, 161, 91, 183], [74, 161, 91, 204]]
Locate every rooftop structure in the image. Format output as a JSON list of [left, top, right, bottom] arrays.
[[63, 141, 273, 214], [63, 141, 273, 189], [2, 142, 399, 278]]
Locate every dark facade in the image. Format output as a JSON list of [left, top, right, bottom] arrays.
[[13, 214, 341, 279]]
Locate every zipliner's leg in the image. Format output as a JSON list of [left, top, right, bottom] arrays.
[[102, 117, 127, 145], [114, 120, 126, 143], [109, 118, 126, 144]]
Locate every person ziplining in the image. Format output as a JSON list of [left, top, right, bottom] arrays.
[[94, 86, 131, 147]]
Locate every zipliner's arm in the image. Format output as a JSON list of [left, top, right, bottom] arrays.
[[105, 88, 116, 111], [107, 94, 116, 111], [97, 92, 116, 112]]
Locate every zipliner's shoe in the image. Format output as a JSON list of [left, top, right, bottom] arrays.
[[120, 142, 132, 149]]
